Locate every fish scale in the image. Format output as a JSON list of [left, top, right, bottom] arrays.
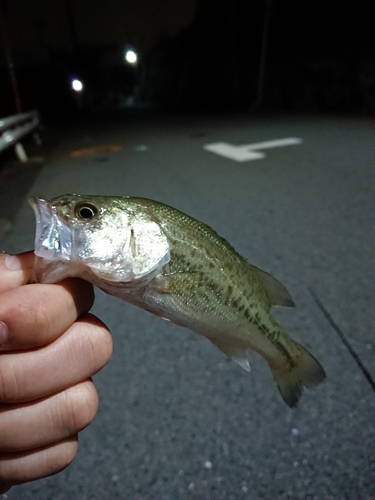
[[30, 194, 326, 408]]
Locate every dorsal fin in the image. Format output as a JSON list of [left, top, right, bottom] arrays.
[[250, 265, 295, 307]]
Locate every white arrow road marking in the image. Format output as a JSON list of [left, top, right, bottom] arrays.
[[203, 137, 303, 162]]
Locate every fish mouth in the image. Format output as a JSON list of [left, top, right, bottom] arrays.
[[29, 197, 73, 261]]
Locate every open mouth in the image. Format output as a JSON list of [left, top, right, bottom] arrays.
[[29, 197, 72, 261]]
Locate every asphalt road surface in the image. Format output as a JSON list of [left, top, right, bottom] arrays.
[[1, 111, 374, 500]]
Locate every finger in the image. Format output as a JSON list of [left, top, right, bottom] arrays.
[[0, 314, 112, 403], [0, 436, 78, 488], [0, 279, 95, 351], [0, 380, 98, 453], [0, 252, 35, 293]]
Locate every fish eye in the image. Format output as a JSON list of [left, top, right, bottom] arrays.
[[75, 202, 98, 221]]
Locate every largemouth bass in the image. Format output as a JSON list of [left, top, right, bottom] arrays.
[[29, 194, 326, 407]]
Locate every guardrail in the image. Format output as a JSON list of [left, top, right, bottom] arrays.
[[0, 110, 41, 162]]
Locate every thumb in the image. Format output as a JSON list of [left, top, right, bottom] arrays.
[[0, 252, 35, 293]]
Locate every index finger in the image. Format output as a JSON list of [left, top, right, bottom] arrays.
[[0, 279, 94, 351]]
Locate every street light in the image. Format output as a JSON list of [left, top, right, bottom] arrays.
[[71, 79, 83, 92], [124, 48, 137, 65]]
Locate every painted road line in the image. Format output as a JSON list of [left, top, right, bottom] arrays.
[[203, 137, 303, 162]]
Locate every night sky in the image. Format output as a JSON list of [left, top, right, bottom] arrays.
[[1, 0, 374, 115], [1, 0, 199, 62]]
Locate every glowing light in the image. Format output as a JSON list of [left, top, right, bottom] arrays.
[[71, 79, 83, 92], [125, 49, 137, 64]]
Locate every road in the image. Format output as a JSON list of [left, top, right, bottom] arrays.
[[1, 111, 374, 499]]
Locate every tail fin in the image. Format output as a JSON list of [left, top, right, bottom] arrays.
[[271, 343, 326, 408]]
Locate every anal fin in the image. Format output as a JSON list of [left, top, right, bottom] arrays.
[[212, 341, 251, 372]]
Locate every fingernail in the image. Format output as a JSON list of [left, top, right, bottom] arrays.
[[4, 254, 23, 270], [3, 252, 34, 271], [0, 321, 8, 347]]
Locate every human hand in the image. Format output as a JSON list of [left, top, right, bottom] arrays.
[[0, 252, 113, 493]]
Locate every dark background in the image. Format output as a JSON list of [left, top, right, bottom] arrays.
[[1, 0, 375, 120]]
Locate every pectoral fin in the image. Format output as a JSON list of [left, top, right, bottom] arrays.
[[212, 341, 251, 372], [155, 272, 198, 294]]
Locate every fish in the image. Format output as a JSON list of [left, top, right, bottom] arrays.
[[29, 194, 326, 408]]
